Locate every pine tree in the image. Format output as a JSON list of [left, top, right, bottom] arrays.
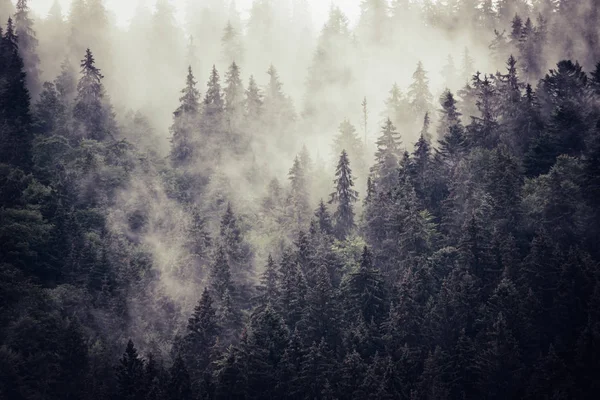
[[278, 249, 307, 328], [288, 156, 311, 228], [372, 118, 402, 194], [314, 199, 334, 236], [116, 340, 146, 400], [408, 61, 433, 119], [14, 0, 40, 98], [168, 355, 192, 400], [224, 61, 244, 134], [219, 203, 252, 285], [186, 288, 220, 374], [342, 247, 388, 326], [441, 54, 458, 91], [221, 20, 243, 66], [461, 47, 475, 84], [257, 254, 280, 306], [329, 150, 358, 240], [73, 48, 115, 141], [245, 74, 262, 122], [300, 264, 340, 349], [210, 246, 234, 301], [203, 65, 224, 133], [170, 66, 201, 168], [0, 18, 32, 169]]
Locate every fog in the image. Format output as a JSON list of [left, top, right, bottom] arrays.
[[4, 0, 599, 356]]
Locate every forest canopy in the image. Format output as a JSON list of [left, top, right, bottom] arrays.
[[1, 0, 600, 399]]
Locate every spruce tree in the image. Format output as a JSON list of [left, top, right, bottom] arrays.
[[329, 150, 358, 240], [168, 356, 192, 400], [244, 74, 262, 122], [342, 247, 388, 326], [408, 61, 433, 119], [73, 48, 114, 141], [186, 288, 220, 374], [257, 254, 280, 306], [116, 340, 146, 400], [288, 156, 311, 228], [372, 118, 402, 194], [224, 61, 244, 133], [314, 199, 334, 236], [0, 17, 32, 169], [170, 66, 200, 168], [14, 0, 40, 98], [210, 246, 234, 301], [203, 65, 224, 134]]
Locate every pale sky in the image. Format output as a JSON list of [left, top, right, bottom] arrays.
[[20, 0, 362, 29]]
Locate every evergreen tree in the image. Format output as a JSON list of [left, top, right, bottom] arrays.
[[14, 0, 40, 98], [372, 118, 402, 194], [168, 355, 192, 400], [203, 65, 224, 133], [342, 247, 388, 326], [329, 150, 358, 240], [210, 246, 234, 301], [73, 48, 115, 141], [221, 20, 243, 66], [245, 74, 262, 122], [257, 254, 280, 306], [224, 61, 245, 134], [116, 340, 146, 400], [314, 199, 334, 236], [0, 18, 32, 169], [170, 66, 201, 168], [288, 156, 311, 228], [408, 61, 433, 119], [186, 288, 220, 374]]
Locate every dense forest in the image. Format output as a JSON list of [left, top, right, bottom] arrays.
[[1, 0, 600, 399]]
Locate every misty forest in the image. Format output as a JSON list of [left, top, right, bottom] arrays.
[[2, 0, 600, 398]]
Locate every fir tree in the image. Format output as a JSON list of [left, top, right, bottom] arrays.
[[0, 18, 32, 169], [372, 118, 402, 194], [408, 61, 433, 119], [170, 66, 201, 168], [73, 48, 114, 141], [329, 150, 358, 240], [224, 61, 244, 133], [257, 254, 280, 306], [14, 0, 40, 98], [203, 65, 224, 133], [245, 74, 262, 122], [168, 355, 192, 400], [186, 288, 220, 374], [314, 199, 334, 236], [116, 340, 146, 400]]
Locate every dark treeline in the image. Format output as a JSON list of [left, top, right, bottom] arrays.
[[1, 0, 600, 399]]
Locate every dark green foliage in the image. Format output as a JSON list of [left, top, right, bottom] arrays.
[[329, 150, 358, 240]]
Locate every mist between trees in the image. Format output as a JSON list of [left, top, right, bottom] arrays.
[[1, 0, 600, 399]]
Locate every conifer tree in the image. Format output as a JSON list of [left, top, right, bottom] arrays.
[[0, 18, 32, 169], [314, 199, 334, 236], [221, 20, 243, 66], [168, 355, 192, 400], [372, 118, 402, 194], [73, 49, 114, 141], [224, 61, 244, 133], [342, 247, 388, 326], [14, 0, 40, 98], [170, 66, 200, 168], [408, 61, 433, 119], [210, 246, 234, 301], [329, 150, 358, 240], [257, 254, 280, 306], [245, 74, 262, 122], [116, 340, 146, 400], [203, 65, 224, 133], [186, 288, 220, 374], [288, 156, 311, 228]]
